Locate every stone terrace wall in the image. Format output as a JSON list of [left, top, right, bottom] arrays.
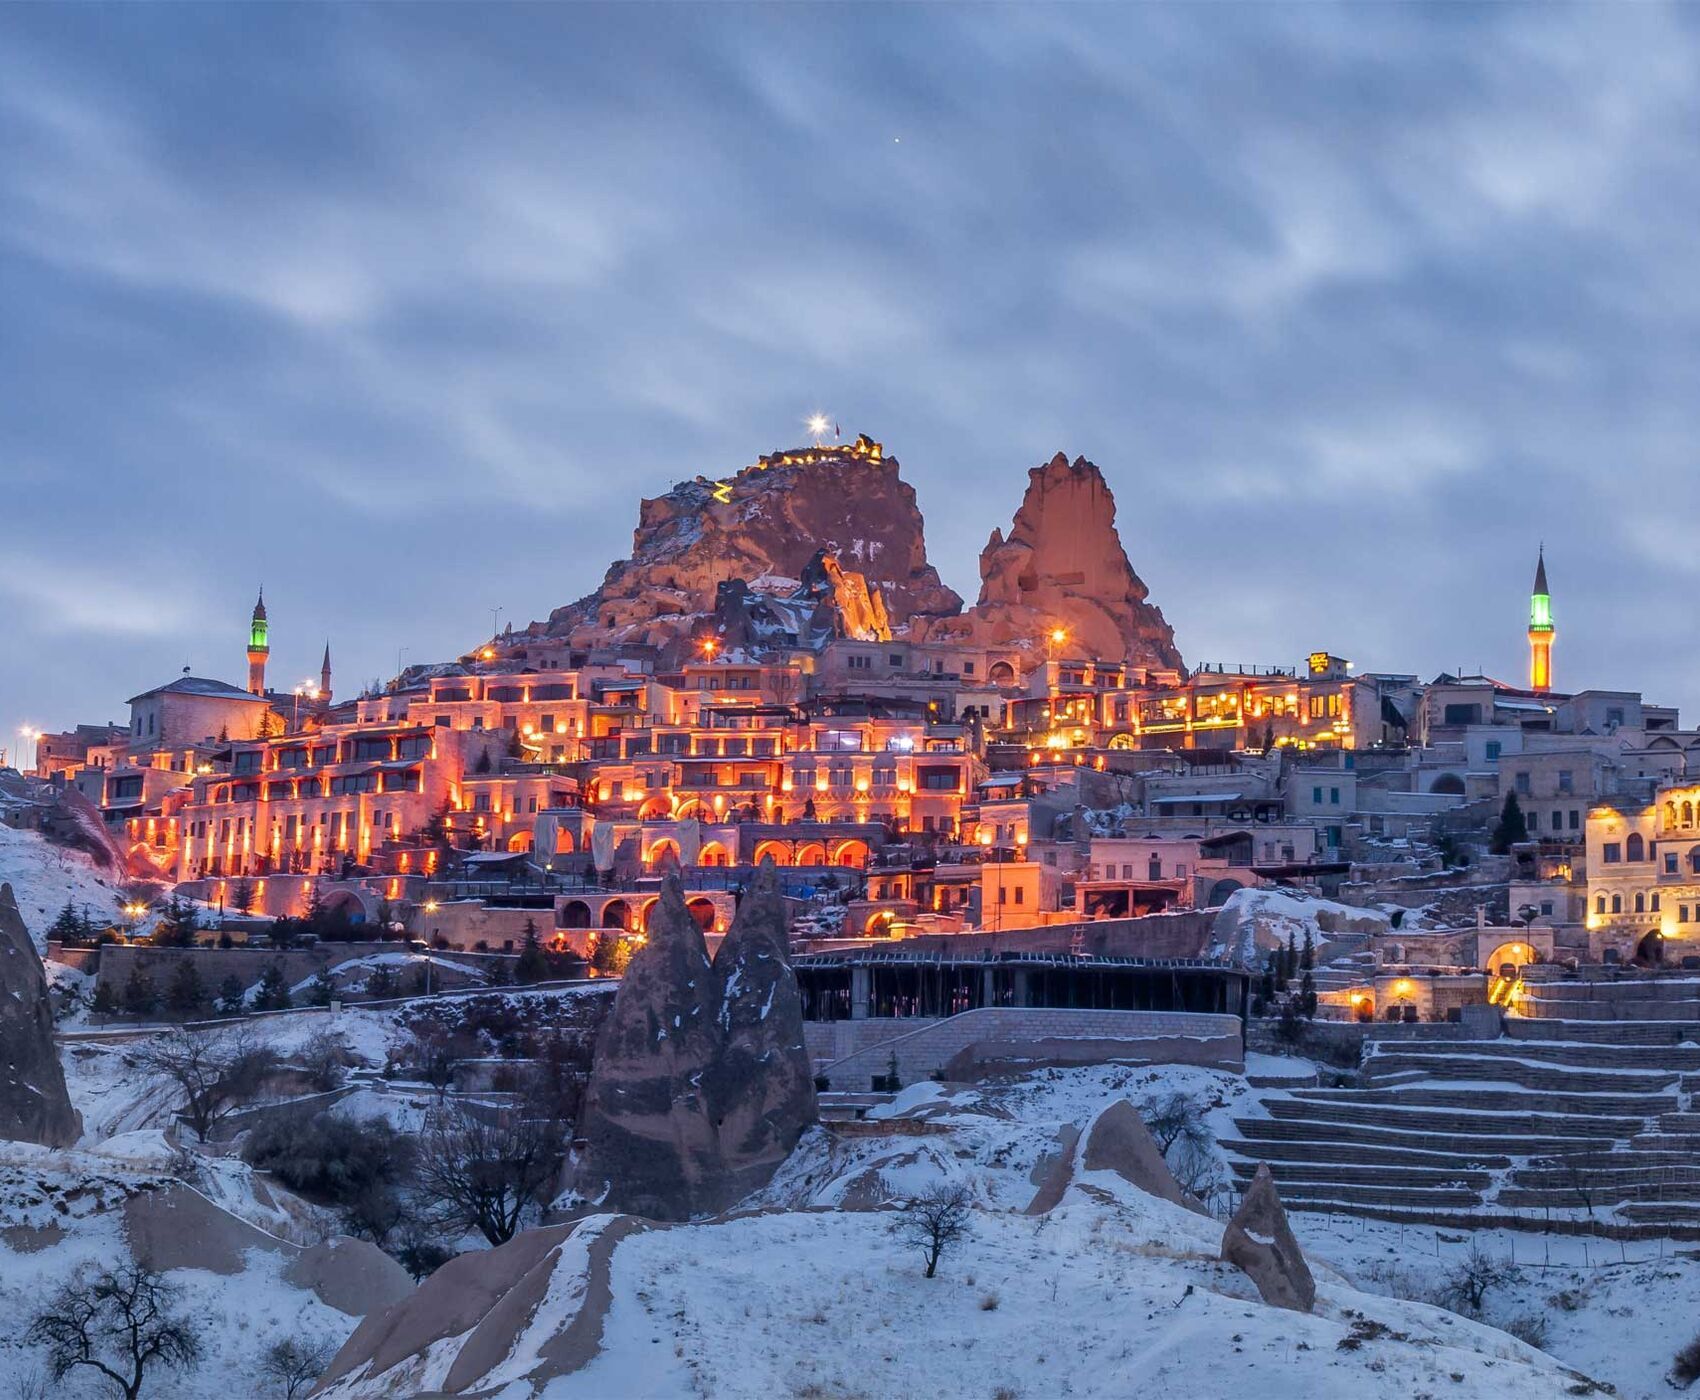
[[812, 1007, 1241, 1087]]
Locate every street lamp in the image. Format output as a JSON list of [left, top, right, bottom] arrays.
[[16, 725, 39, 774]]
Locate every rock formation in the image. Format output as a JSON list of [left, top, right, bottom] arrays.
[[705, 862, 818, 1200], [535, 436, 960, 652], [1025, 1099, 1197, 1214], [923, 452, 1182, 672], [569, 864, 818, 1220], [1220, 1162, 1316, 1312], [702, 548, 893, 655], [0, 882, 81, 1148], [572, 877, 724, 1219]]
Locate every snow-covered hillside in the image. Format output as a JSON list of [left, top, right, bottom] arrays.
[[0, 824, 128, 953]]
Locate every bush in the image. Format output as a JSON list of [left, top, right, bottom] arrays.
[[1673, 1333, 1700, 1388], [1500, 1313, 1548, 1350], [242, 1112, 415, 1207]]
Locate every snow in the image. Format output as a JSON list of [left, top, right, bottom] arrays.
[[0, 824, 128, 954]]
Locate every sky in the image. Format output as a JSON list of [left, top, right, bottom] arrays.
[[4, 3, 1700, 756]]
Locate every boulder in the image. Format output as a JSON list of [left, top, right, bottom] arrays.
[[705, 861, 818, 1201], [921, 452, 1181, 673], [0, 882, 81, 1147], [1220, 1162, 1316, 1312], [571, 876, 726, 1219], [1025, 1100, 1199, 1214]]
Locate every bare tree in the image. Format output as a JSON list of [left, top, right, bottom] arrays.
[[260, 1336, 333, 1400], [416, 1096, 565, 1246], [27, 1262, 202, 1400], [1141, 1091, 1212, 1156], [134, 1024, 279, 1141], [1438, 1243, 1520, 1318], [890, 1182, 974, 1279]]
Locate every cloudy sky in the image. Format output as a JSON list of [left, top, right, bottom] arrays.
[[4, 3, 1698, 749]]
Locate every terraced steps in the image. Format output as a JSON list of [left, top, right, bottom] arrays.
[[1234, 1114, 1596, 1160], [1218, 1137, 1511, 1171], [1263, 1096, 1640, 1139], [1506, 1018, 1700, 1046], [1292, 1085, 1678, 1117], [1374, 1036, 1700, 1069], [1228, 1160, 1491, 1191]]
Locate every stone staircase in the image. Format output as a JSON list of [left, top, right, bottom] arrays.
[[1227, 1017, 1700, 1236]]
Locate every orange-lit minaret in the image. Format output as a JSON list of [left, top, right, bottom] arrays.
[[1528, 548, 1554, 693]]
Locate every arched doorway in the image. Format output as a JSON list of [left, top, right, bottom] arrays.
[[699, 841, 730, 867], [638, 795, 673, 821], [987, 661, 1016, 686], [1638, 930, 1667, 964], [645, 838, 681, 870], [865, 909, 897, 937], [754, 840, 791, 867], [1205, 878, 1243, 907], [794, 842, 826, 866], [1485, 940, 1538, 976], [553, 828, 575, 855], [686, 897, 716, 932], [1430, 773, 1466, 796], [559, 900, 591, 929], [506, 831, 534, 854], [601, 899, 631, 930], [638, 897, 659, 933], [832, 839, 869, 868]]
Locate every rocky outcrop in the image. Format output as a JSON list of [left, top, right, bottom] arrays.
[[571, 878, 724, 1219], [1220, 1162, 1316, 1312], [1025, 1099, 1196, 1214], [568, 865, 818, 1220], [0, 882, 80, 1148], [315, 1216, 649, 1397], [922, 452, 1181, 672], [535, 436, 960, 652], [702, 548, 893, 654], [705, 863, 818, 1200]]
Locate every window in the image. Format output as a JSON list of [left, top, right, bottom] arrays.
[[1485, 741, 1502, 762], [1515, 772, 1531, 796], [1612, 894, 1623, 913], [1569, 809, 1580, 830], [1558, 770, 1574, 795], [1540, 901, 1553, 916], [1330, 787, 1340, 805], [1603, 843, 1622, 863], [1652, 893, 1662, 912], [1667, 853, 1679, 874], [963, 662, 975, 676], [1312, 786, 1323, 804], [1627, 833, 1645, 862], [889, 654, 903, 667], [1527, 811, 1539, 831], [1597, 895, 1607, 914]]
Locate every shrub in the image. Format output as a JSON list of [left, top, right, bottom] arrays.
[[242, 1112, 415, 1206], [1673, 1334, 1700, 1388]]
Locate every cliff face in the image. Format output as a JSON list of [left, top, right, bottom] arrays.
[[538, 436, 961, 651], [922, 452, 1182, 671]]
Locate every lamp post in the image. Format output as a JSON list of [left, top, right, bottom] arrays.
[[16, 725, 39, 775]]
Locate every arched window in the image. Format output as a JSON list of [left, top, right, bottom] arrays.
[[1612, 894, 1623, 914], [1686, 801, 1695, 826], [1627, 833, 1645, 862], [1635, 892, 1646, 913], [1652, 893, 1662, 913], [1689, 845, 1700, 875], [1596, 895, 1607, 915]]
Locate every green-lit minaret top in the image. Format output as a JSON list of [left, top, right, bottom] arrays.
[[1529, 550, 1552, 633], [249, 589, 270, 653]]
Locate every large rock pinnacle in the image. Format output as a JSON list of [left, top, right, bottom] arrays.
[[0, 882, 81, 1148], [706, 860, 818, 1198], [574, 876, 724, 1219], [922, 452, 1182, 672]]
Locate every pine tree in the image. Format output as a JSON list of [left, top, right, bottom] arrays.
[[46, 902, 85, 943], [1300, 969, 1318, 1019], [513, 919, 549, 984], [1490, 791, 1529, 854], [1284, 932, 1298, 983], [591, 932, 631, 978], [253, 963, 292, 1012], [1300, 929, 1314, 973], [121, 966, 157, 1017], [155, 896, 200, 948], [230, 878, 255, 914], [305, 966, 338, 1008], [365, 964, 398, 1000], [91, 980, 120, 1016], [216, 974, 247, 1015], [165, 960, 206, 1017]]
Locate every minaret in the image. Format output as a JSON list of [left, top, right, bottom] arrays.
[[1528, 548, 1554, 693], [247, 589, 270, 695], [320, 642, 333, 705]]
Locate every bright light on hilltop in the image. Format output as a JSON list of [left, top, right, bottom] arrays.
[[806, 413, 831, 442]]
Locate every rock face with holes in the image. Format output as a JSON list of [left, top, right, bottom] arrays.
[[920, 452, 1182, 673], [705, 863, 818, 1201], [1220, 1162, 1315, 1312], [570, 878, 726, 1219], [531, 437, 960, 654], [0, 882, 81, 1148]]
